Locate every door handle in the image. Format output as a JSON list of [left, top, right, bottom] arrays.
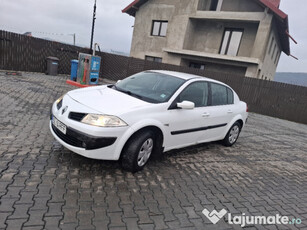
[[202, 112, 210, 117], [227, 110, 233, 114]]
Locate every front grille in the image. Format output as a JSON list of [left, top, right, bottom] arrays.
[[69, 112, 87, 121], [52, 124, 83, 148]]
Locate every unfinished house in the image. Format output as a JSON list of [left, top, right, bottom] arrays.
[[123, 0, 296, 80]]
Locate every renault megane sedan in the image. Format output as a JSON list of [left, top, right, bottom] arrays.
[[50, 70, 248, 172]]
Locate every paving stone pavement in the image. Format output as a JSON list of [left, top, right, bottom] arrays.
[[0, 72, 306, 230]]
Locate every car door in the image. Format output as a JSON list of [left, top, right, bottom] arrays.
[[166, 81, 210, 149], [198, 82, 237, 142]]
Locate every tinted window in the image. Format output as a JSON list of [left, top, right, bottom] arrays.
[[211, 83, 228, 106], [115, 72, 185, 103], [178, 82, 209, 107]]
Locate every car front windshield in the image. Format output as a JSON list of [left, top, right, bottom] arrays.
[[115, 72, 185, 103]]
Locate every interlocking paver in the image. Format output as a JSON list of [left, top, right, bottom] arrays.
[[5, 218, 27, 230], [0, 71, 306, 229], [44, 216, 62, 230]]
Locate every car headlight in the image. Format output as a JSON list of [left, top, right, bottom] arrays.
[[56, 94, 65, 104], [81, 114, 127, 127], [56, 94, 65, 110]]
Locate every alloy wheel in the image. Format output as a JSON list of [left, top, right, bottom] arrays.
[[229, 125, 240, 144], [137, 138, 153, 167]]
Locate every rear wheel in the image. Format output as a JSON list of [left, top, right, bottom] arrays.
[[121, 130, 155, 172], [223, 122, 241, 147]]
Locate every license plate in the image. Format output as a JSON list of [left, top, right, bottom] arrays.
[[52, 116, 67, 135]]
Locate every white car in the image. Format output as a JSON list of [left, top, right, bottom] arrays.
[[50, 70, 248, 172]]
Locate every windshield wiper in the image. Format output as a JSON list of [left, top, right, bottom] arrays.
[[115, 86, 144, 100]]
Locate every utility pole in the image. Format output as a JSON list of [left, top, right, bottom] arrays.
[[90, 0, 97, 54], [69, 33, 76, 46]]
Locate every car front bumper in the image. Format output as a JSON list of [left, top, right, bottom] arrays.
[[50, 118, 116, 150], [49, 94, 131, 160]]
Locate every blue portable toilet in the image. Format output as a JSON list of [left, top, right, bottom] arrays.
[[89, 56, 101, 85], [70, 60, 78, 81]]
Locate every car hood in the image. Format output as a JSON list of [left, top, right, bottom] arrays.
[[67, 85, 150, 115]]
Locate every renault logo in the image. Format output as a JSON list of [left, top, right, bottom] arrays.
[[62, 106, 68, 115]]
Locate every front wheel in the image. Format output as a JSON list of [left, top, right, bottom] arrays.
[[223, 122, 241, 147], [121, 130, 155, 172]]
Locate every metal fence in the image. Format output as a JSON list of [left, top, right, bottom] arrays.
[[1, 30, 307, 124]]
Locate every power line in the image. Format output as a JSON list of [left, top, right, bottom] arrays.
[[31, 31, 75, 37], [30, 31, 76, 46]]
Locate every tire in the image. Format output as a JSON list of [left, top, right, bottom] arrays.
[[121, 130, 155, 173], [223, 122, 241, 147]]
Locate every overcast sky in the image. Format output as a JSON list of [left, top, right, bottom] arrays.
[[0, 0, 306, 72]]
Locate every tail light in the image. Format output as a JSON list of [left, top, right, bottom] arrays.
[[246, 104, 248, 112]]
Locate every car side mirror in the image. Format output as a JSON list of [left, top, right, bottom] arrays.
[[177, 101, 195, 109]]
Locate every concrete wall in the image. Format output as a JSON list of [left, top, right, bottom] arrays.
[[260, 20, 282, 80], [184, 19, 259, 58], [129, 0, 281, 79], [180, 58, 247, 76], [198, 0, 263, 12], [221, 0, 264, 12], [130, 1, 175, 60], [130, 0, 199, 60]]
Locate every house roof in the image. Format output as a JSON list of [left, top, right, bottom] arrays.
[[122, 0, 148, 16], [122, 0, 295, 55], [258, 0, 295, 55], [264, 0, 281, 8]]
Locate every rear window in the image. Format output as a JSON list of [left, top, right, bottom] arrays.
[[227, 88, 234, 104], [211, 83, 234, 106]]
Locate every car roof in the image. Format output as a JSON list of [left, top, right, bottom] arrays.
[[149, 70, 204, 80], [148, 70, 226, 85]]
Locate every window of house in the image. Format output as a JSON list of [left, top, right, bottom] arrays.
[[189, 62, 205, 70], [210, 0, 223, 11], [145, 55, 162, 63], [271, 44, 277, 59], [178, 82, 209, 107], [274, 50, 279, 64], [275, 52, 281, 65], [220, 29, 243, 56], [268, 36, 274, 55], [151, 21, 168, 37], [211, 83, 233, 106]]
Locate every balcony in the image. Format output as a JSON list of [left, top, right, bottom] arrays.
[[190, 11, 265, 22], [163, 48, 260, 65]]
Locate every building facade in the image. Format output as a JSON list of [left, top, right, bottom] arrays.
[[123, 0, 295, 80]]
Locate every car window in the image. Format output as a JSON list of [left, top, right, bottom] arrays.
[[178, 82, 209, 107], [115, 72, 185, 103], [227, 88, 234, 104], [211, 83, 233, 106]]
